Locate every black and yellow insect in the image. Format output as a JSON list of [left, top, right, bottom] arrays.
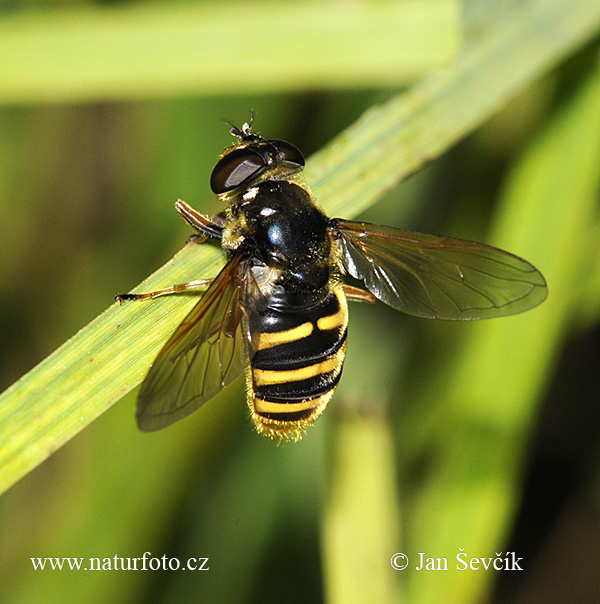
[[118, 120, 547, 441]]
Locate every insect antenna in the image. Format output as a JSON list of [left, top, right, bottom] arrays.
[[225, 109, 256, 139]]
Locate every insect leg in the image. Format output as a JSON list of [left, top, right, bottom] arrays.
[[116, 279, 213, 304], [175, 199, 225, 239], [117, 201, 225, 304], [342, 284, 377, 304]]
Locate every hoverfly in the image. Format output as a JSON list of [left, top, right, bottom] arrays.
[[117, 119, 547, 441]]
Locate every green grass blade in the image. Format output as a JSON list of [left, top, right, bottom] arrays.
[[408, 61, 600, 604], [322, 416, 402, 604], [307, 0, 600, 219], [0, 0, 599, 496], [0, 0, 459, 105]]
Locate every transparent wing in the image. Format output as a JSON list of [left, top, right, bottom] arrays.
[[333, 219, 547, 320], [136, 252, 252, 431]]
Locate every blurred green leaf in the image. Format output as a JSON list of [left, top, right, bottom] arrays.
[[322, 416, 403, 604], [1, 0, 599, 501], [407, 59, 600, 604], [0, 0, 459, 104]]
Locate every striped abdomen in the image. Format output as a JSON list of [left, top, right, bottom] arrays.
[[247, 285, 348, 441]]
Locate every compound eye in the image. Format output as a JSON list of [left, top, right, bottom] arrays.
[[210, 148, 265, 194], [272, 140, 305, 168]]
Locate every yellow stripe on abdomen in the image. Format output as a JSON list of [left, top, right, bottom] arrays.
[[246, 285, 348, 441], [258, 321, 314, 349], [252, 354, 341, 386], [316, 306, 346, 331]]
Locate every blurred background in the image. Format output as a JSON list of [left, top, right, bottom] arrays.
[[0, 1, 599, 603]]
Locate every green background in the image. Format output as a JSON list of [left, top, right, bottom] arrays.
[[0, 1, 599, 603]]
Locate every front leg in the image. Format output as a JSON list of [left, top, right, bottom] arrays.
[[175, 199, 224, 240], [116, 200, 223, 304]]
